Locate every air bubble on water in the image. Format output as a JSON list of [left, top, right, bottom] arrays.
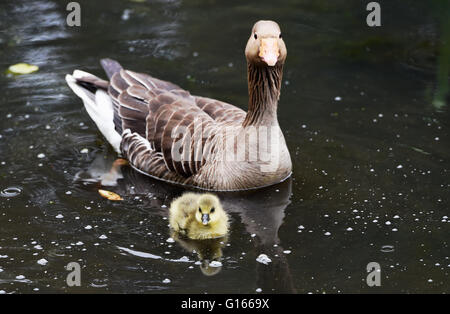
[[0, 186, 22, 198], [256, 254, 272, 265], [381, 245, 394, 253], [209, 261, 222, 267], [121, 9, 132, 21]]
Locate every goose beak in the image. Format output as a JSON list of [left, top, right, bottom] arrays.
[[259, 38, 279, 66], [202, 214, 210, 225]]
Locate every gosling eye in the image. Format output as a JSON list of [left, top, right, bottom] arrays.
[[254, 33, 257, 40], [279, 33, 282, 39], [198, 208, 202, 213], [210, 208, 215, 213]]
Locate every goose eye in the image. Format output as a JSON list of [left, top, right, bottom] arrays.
[[279, 33, 282, 39], [254, 33, 257, 40], [211, 208, 215, 213], [198, 208, 202, 213]]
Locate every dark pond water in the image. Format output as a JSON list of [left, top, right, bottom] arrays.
[[0, 0, 449, 293]]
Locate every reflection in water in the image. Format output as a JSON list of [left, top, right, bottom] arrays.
[[171, 233, 227, 276], [80, 157, 295, 291], [74, 155, 126, 186], [218, 180, 297, 293], [432, 0, 450, 110]]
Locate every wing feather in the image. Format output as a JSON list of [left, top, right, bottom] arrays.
[[106, 66, 245, 180]]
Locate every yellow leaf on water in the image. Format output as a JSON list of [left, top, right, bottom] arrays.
[[112, 158, 129, 167], [8, 63, 39, 75], [98, 189, 123, 201]]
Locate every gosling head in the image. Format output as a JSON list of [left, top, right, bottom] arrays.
[[245, 20, 287, 67], [195, 194, 224, 226]]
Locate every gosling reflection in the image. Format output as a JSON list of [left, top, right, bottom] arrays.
[[171, 232, 228, 276]]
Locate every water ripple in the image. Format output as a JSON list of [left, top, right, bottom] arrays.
[[0, 186, 22, 198]]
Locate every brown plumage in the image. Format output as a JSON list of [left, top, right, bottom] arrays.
[[66, 20, 292, 191]]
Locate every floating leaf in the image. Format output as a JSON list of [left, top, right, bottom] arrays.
[[98, 189, 123, 201], [112, 158, 129, 166], [8, 63, 39, 75]]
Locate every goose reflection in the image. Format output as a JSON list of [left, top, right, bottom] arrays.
[[76, 155, 296, 292]]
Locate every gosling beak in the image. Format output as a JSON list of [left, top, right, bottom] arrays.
[[259, 38, 279, 66], [202, 214, 210, 225]]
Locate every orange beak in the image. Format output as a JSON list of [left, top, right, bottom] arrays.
[[259, 38, 279, 66]]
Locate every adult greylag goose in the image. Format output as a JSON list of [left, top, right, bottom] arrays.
[[66, 20, 292, 191]]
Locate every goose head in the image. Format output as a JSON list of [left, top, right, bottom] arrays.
[[195, 194, 226, 226], [245, 20, 287, 67]]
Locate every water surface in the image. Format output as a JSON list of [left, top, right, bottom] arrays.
[[0, 0, 448, 293]]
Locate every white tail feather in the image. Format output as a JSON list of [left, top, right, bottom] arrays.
[[65, 73, 122, 153]]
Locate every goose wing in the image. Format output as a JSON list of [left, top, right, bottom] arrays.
[[194, 96, 246, 123], [110, 69, 229, 179]]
